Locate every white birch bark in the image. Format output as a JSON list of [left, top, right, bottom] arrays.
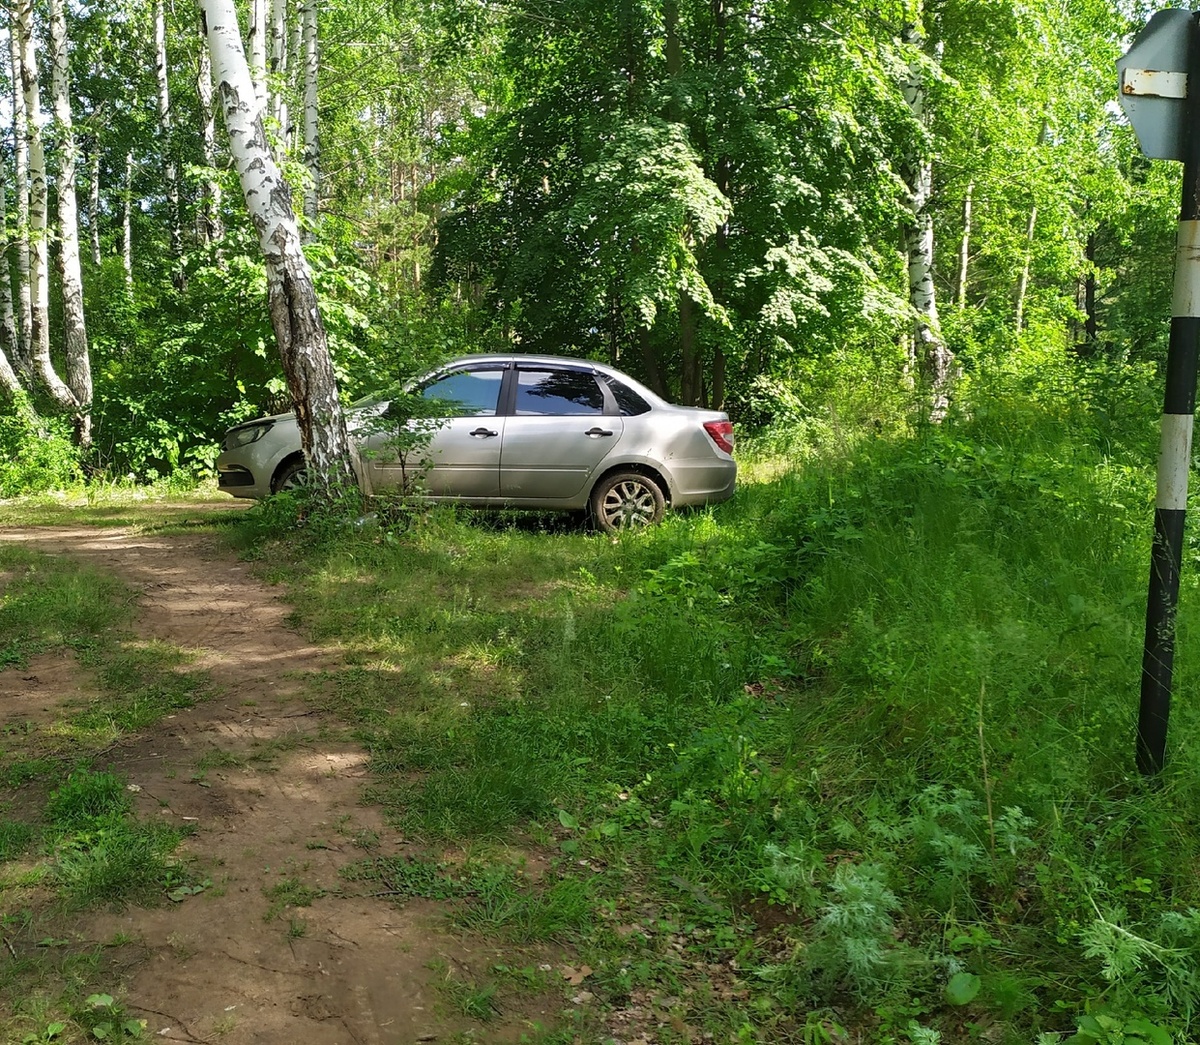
[[50, 0, 92, 445], [16, 0, 74, 412], [123, 150, 134, 288], [10, 22, 31, 378], [1014, 204, 1037, 334], [0, 166, 21, 380], [955, 179, 972, 309], [200, 0, 355, 495], [301, 0, 319, 232], [197, 12, 224, 245], [88, 147, 101, 266], [269, 0, 287, 134], [249, 0, 268, 111], [155, 0, 183, 276], [899, 22, 954, 408]]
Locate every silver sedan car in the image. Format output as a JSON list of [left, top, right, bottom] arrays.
[[215, 354, 736, 531]]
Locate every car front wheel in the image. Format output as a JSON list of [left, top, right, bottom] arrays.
[[590, 472, 665, 533], [272, 458, 308, 494]]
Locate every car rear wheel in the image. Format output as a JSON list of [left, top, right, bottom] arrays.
[[590, 472, 665, 533], [272, 458, 308, 494]]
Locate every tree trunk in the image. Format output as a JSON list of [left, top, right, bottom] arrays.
[[638, 327, 668, 398], [1083, 231, 1098, 353], [1014, 203, 1037, 334], [10, 16, 31, 381], [301, 0, 319, 234], [197, 11, 224, 245], [122, 150, 134, 289], [1014, 118, 1048, 335], [0, 165, 21, 380], [249, 0, 268, 111], [201, 0, 355, 497], [16, 0, 73, 412], [50, 0, 92, 447], [155, 0, 183, 285], [900, 22, 953, 409], [269, 0, 287, 135], [88, 147, 101, 266], [955, 178, 973, 308]]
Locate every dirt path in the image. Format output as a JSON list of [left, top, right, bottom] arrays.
[[0, 524, 546, 1045]]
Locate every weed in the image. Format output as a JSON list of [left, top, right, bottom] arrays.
[[262, 878, 324, 921]]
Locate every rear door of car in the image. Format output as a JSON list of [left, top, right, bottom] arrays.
[[498, 364, 625, 501], [363, 363, 509, 497]]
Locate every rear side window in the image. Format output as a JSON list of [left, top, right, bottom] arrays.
[[603, 376, 651, 416], [420, 369, 504, 416], [515, 369, 605, 415]]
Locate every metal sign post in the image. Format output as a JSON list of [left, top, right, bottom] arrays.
[[1120, 11, 1200, 774]]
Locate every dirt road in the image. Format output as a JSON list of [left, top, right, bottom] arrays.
[[0, 524, 550, 1045]]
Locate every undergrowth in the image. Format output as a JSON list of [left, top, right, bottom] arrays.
[[230, 349, 1200, 1043]]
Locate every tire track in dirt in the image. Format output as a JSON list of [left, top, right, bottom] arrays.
[[0, 524, 547, 1045]]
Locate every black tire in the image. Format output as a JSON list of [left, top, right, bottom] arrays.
[[272, 458, 308, 494], [589, 472, 666, 533]]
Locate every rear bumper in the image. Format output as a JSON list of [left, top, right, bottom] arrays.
[[668, 459, 737, 506]]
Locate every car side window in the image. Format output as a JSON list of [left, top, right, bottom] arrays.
[[420, 369, 504, 416], [603, 376, 651, 416], [514, 369, 605, 415]]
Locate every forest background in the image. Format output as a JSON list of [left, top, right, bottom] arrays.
[[6, 1, 1200, 1043]]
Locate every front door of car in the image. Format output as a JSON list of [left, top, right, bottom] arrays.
[[499, 367, 625, 500], [363, 365, 507, 498]]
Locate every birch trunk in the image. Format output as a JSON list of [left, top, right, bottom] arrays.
[[1014, 204, 1037, 334], [10, 22, 31, 378], [301, 0, 319, 233], [900, 22, 953, 410], [88, 148, 101, 266], [200, 0, 355, 496], [249, 0, 268, 111], [1014, 118, 1049, 334], [269, 0, 287, 134], [16, 0, 73, 412], [155, 0, 183, 281], [123, 150, 134, 289], [0, 169, 21, 381], [50, 0, 92, 446], [197, 12, 224, 245], [955, 179, 973, 308]]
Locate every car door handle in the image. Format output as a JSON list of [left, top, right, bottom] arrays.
[[470, 427, 499, 438], [585, 427, 614, 438]]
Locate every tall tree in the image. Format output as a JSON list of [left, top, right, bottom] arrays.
[[199, 0, 356, 496], [50, 0, 93, 446], [155, 0, 183, 282]]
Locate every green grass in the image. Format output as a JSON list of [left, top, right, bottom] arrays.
[[0, 545, 211, 1036], [218, 359, 1200, 1043]]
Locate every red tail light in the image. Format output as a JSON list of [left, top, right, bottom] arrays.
[[703, 420, 735, 455]]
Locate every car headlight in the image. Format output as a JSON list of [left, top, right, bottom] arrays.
[[224, 422, 273, 450]]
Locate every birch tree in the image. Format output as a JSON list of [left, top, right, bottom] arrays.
[[199, 0, 356, 497], [15, 0, 74, 414], [301, 0, 318, 232], [154, 0, 183, 280], [50, 0, 93, 447], [10, 17, 30, 379], [197, 9, 223, 244], [898, 18, 954, 407]]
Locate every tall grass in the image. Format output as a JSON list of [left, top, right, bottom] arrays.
[[237, 350, 1199, 1040]]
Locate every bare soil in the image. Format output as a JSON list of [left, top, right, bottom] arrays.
[[0, 522, 559, 1044]]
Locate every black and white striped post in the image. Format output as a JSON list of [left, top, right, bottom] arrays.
[[1136, 14, 1200, 776]]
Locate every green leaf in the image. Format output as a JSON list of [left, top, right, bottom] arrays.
[[86, 995, 114, 1010], [944, 972, 981, 1006], [557, 809, 579, 830]]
